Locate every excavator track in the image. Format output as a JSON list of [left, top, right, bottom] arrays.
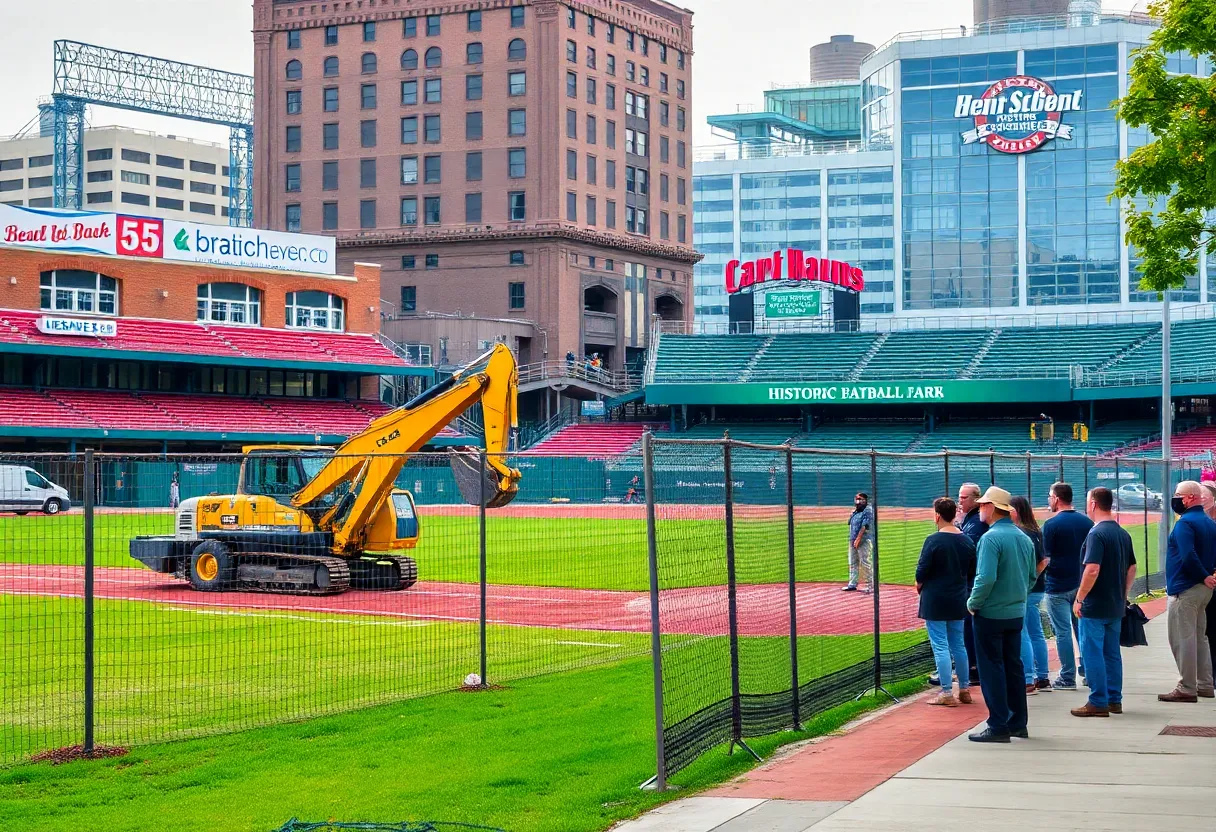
[[230, 553, 352, 596], [349, 554, 418, 590]]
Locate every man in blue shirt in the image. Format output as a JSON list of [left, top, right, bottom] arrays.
[[843, 492, 874, 593], [957, 482, 989, 684], [1043, 481, 1094, 690], [1160, 481, 1216, 703]]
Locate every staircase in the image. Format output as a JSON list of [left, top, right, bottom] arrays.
[[959, 329, 1002, 380], [1094, 325, 1163, 373], [739, 336, 775, 382], [904, 431, 929, 452], [846, 332, 890, 382]]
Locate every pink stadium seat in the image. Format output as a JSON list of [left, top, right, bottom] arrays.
[[525, 423, 661, 457], [0, 388, 97, 428], [50, 390, 186, 431]]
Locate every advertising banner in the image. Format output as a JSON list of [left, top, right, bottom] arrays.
[[765, 291, 821, 318], [0, 204, 336, 275], [956, 75, 1083, 154], [646, 379, 1075, 406]]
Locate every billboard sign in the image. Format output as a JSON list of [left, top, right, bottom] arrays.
[[0, 204, 336, 275], [956, 75, 1082, 154], [765, 291, 821, 318], [581, 400, 606, 417], [646, 379, 1075, 406], [725, 249, 865, 295], [37, 316, 118, 337]]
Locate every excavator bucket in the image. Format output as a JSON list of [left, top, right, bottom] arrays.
[[449, 448, 518, 508]]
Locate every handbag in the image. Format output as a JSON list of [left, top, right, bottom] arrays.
[[1120, 602, 1149, 648]]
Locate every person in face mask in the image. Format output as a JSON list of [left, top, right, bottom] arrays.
[[1160, 481, 1216, 703], [843, 492, 874, 594]]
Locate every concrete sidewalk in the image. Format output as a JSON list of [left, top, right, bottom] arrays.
[[615, 611, 1216, 831]]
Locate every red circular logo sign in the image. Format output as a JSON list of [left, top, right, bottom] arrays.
[[958, 75, 1082, 155]]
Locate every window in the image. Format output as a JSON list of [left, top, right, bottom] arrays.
[[285, 203, 301, 231], [587, 15, 597, 35], [465, 192, 482, 222], [39, 270, 119, 315], [323, 122, 339, 149], [401, 196, 418, 225], [605, 258, 614, 271], [323, 87, 339, 111], [287, 30, 301, 49], [156, 155, 183, 169], [362, 83, 377, 108], [425, 47, 442, 68], [360, 119, 377, 147], [587, 47, 597, 69], [586, 77, 597, 104], [566, 149, 578, 180], [360, 199, 376, 228], [606, 83, 616, 109], [606, 159, 616, 188], [426, 14, 440, 36], [566, 108, 577, 139], [508, 38, 527, 61], [401, 116, 419, 144], [607, 23, 615, 43], [402, 256, 416, 270], [508, 71, 527, 96], [322, 201, 338, 229], [426, 253, 439, 269], [467, 42, 483, 64], [286, 89, 302, 115], [424, 114, 441, 142], [508, 190, 526, 221], [660, 43, 668, 63], [625, 91, 648, 119], [156, 175, 183, 189], [402, 49, 418, 70], [626, 60, 635, 81], [677, 50, 685, 69], [511, 6, 525, 27], [190, 159, 216, 175], [676, 79, 685, 100], [322, 160, 338, 190], [362, 52, 377, 74], [198, 283, 262, 325], [360, 158, 377, 188], [586, 114, 597, 144], [677, 107, 686, 132], [287, 290, 345, 331], [626, 205, 647, 234], [87, 170, 112, 183], [640, 66, 649, 87], [466, 151, 482, 181], [659, 173, 668, 201], [285, 163, 301, 192], [586, 195, 597, 226], [607, 54, 616, 76], [466, 111, 483, 140], [401, 155, 418, 184], [625, 166, 648, 195], [121, 148, 150, 164], [87, 148, 113, 162], [626, 128, 647, 156], [122, 192, 150, 205], [424, 154, 442, 184], [121, 170, 150, 185], [567, 7, 575, 28], [191, 181, 216, 194], [567, 40, 577, 63], [325, 24, 338, 45], [155, 197, 181, 211], [508, 109, 526, 135], [424, 196, 441, 224], [324, 56, 339, 76], [395, 81, 416, 108], [606, 199, 616, 228], [509, 250, 525, 265], [677, 177, 686, 205], [606, 120, 616, 149], [677, 214, 686, 243], [27, 176, 52, 189], [363, 21, 376, 41], [659, 100, 669, 126], [286, 59, 302, 80], [466, 74, 483, 100], [677, 140, 686, 168], [401, 285, 417, 312], [509, 282, 525, 310], [425, 77, 442, 103], [467, 10, 481, 31], [566, 71, 577, 97], [641, 35, 649, 57], [660, 211, 669, 240], [508, 147, 526, 178], [566, 191, 577, 221], [659, 136, 669, 162]]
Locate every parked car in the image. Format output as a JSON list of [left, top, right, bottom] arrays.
[[0, 465, 72, 515], [1115, 482, 1163, 511]]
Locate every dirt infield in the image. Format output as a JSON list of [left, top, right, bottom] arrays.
[[0, 563, 921, 637]]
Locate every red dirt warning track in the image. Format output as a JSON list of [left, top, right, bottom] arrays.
[[0, 564, 920, 637]]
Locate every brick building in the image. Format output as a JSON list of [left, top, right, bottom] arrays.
[[253, 0, 699, 391]]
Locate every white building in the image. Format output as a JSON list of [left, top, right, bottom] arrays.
[[0, 126, 231, 222]]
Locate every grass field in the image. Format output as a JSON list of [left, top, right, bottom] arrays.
[[0, 654, 928, 832]]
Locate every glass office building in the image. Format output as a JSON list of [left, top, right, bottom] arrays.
[[694, 12, 1212, 325]]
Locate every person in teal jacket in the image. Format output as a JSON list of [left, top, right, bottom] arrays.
[[966, 486, 1039, 743]]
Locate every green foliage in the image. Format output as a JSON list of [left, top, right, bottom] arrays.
[[1114, 0, 1216, 292]]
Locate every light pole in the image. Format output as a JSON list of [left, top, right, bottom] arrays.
[[1160, 289, 1171, 564]]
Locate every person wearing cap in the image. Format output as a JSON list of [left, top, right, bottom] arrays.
[[965, 486, 1039, 743], [1160, 480, 1216, 703]]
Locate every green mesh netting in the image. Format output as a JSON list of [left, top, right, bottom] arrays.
[[273, 823, 506, 832]]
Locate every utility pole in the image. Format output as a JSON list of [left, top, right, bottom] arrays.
[[1160, 290, 1171, 562]]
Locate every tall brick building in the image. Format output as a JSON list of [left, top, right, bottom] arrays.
[[253, 0, 698, 383]]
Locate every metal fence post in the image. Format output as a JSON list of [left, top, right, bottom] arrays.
[[83, 448, 95, 754], [943, 450, 950, 498], [1058, 453, 1065, 485], [724, 440, 758, 760], [785, 444, 800, 730], [989, 451, 996, 488], [1025, 452, 1032, 499], [641, 433, 668, 790], [478, 449, 488, 688], [1084, 454, 1089, 494], [1114, 457, 1121, 521], [870, 450, 882, 699]]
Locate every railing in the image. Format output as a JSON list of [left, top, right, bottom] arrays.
[[650, 367, 1074, 384], [517, 408, 578, 449], [516, 360, 637, 392], [1080, 366, 1216, 388], [694, 139, 867, 162], [374, 332, 433, 366]]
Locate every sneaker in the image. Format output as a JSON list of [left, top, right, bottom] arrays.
[[1025, 684, 1038, 696], [1011, 728, 1029, 739], [841, 585, 858, 592], [958, 688, 974, 704], [1109, 703, 1123, 714], [928, 673, 941, 687], [1052, 678, 1078, 691], [1159, 689, 1199, 703], [929, 692, 959, 707], [968, 728, 1011, 743], [1199, 689, 1215, 699], [1071, 703, 1110, 718], [1035, 679, 1052, 692]]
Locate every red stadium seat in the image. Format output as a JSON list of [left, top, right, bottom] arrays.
[[525, 423, 661, 457]]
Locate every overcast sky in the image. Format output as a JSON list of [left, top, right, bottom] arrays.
[[0, 0, 974, 147]]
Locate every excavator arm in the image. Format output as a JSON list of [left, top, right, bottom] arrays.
[[291, 343, 521, 554]]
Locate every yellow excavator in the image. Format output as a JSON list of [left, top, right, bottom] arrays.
[[130, 344, 521, 595]]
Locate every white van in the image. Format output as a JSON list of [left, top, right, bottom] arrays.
[[0, 465, 72, 515]]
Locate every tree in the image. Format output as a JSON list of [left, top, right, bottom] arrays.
[[1113, 0, 1216, 293]]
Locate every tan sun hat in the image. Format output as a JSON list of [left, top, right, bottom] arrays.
[[976, 486, 1014, 513]]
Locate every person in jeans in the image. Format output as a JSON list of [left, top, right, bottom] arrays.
[[916, 497, 978, 707], [1071, 488, 1137, 717], [1010, 496, 1050, 695], [1160, 481, 1216, 703], [966, 487, 1038, 743], [956, 482, 990, 685], [842, 492, 874, 593], [1042, 482, 1093, 690]]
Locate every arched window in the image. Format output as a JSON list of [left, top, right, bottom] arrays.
[[425, 46, 442, 68], [361, 52, 377, 74], [40, 270, 118, 315], [323, 56, 339, 76], [466, 42, 483, 65], [286, 291, 345, 332], [197, 283, 262, 326], [507, 38, 526, 61], [401, 48, 418, 70], [285, 59, 302, 80]]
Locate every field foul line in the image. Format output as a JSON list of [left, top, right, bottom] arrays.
[[170, 608, 432, 627], [552, 640, 622, 648]]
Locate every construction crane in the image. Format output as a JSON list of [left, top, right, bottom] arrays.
[[130, 345, 520, 594]]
